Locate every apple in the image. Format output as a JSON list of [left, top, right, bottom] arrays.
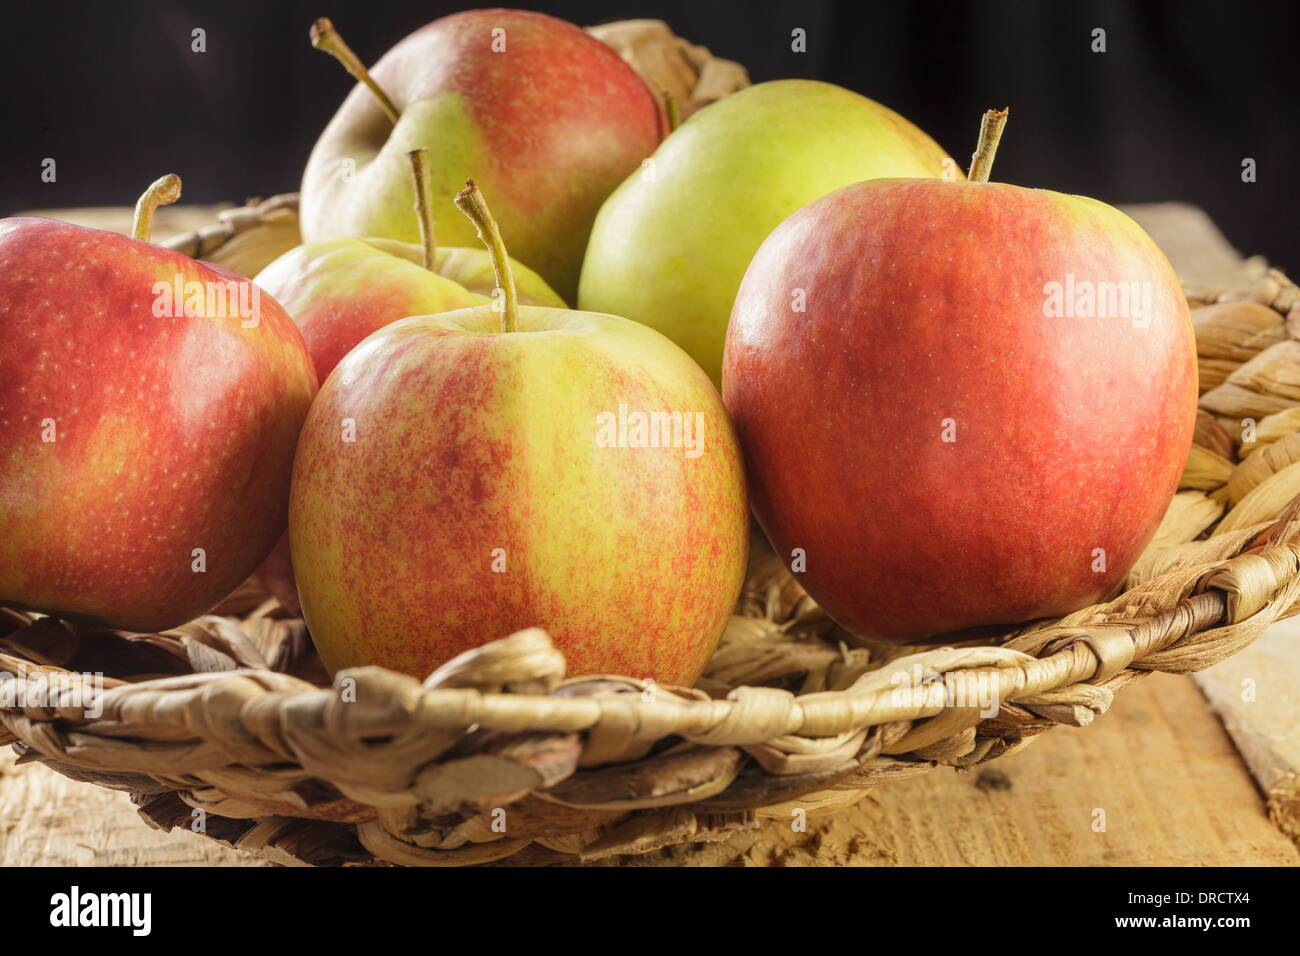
[[251, 149, 565, 613], [0, 175, 318, 632], [721, 111, 1198, 642], [578, 79, 959, 386], [256, 237, 568, 381], [299, 11, 664, 304], [289, 180, 748, 684], [258, 149, 565, 380]]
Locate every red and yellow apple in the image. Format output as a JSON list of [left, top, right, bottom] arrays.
[[300, 10, 664, 303], [256, 236, 565, 380], [289, 182, 748, 684], [722, 113, 1198, 641], [251, 150, 565, 613], [0, 176, 318, 631]]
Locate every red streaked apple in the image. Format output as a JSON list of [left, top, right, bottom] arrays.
[[0, 175, 318, 631], [722, 111, 1198, 642], [289, 181, 747, 684], [300, 11, 665, 303], [252, 149, 564, 613]]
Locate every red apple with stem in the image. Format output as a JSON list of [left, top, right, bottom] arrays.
[[0, 175, 318, 631], [722, 110, 1198, 642], [289, 180, 748, 684], [300, 11, 665, 303], [252, 148, 565, 613]]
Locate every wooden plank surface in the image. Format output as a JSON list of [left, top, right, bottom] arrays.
[[569, 672, 1300, 866], [1194, 616, 1300, 844], [10, 204, 230, 244], [0, 752, 265, 867], [869, 672, 1297, 866]]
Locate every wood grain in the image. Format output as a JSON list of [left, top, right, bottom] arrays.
[[0, 750, 265, 867], [563, 672, 1300, 866], [1194, 616, 1300, 844]]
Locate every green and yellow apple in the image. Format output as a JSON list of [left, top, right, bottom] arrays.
[[290, 182, 747, 684], [722, 112, 1198, 642], [300, 10, 665, 303], [251, 150, 565, 613], [260, 149, 564, 381], [255, 238, 564, 380], [0, 175, 318, 632], [578, 79, 959, 386]]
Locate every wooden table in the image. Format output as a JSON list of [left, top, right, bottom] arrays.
[[2, 202, 1296, 866]]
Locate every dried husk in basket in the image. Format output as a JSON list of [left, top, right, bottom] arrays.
[[585, 19, 750, 119], [162, 194, 301, 279]]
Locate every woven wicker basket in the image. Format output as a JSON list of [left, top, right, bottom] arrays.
[[6, 23, 1300, 867], [5, 201, 1298, 864]]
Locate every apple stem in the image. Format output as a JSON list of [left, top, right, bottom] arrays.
[[967, 108, 1009, 183], [310, 17, 400, 125], [665, 92, 682, 132], [408, 148, 437, 270], [130, 174, 182, 243], [454, 180, 518, 334]]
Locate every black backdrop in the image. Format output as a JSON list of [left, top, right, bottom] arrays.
[[5, 0, 1296, 269]]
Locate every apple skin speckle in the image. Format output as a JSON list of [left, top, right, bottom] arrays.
[[0, 217, 318, 631], [290, 305, 748, 687], [723, 178, 1198, 642], [247, 233, 566, 616]]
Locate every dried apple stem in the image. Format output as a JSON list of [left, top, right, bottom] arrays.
[[310, 17, 400, 125], [967, 108, 1008, 183], [665, 92, 682, 132], [454, 180, 518, 334], [407, 148, 437, 270], [130, 174, 182, 242]]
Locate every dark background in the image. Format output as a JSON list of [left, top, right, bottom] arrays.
[[4, 0, 1296, 269]]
